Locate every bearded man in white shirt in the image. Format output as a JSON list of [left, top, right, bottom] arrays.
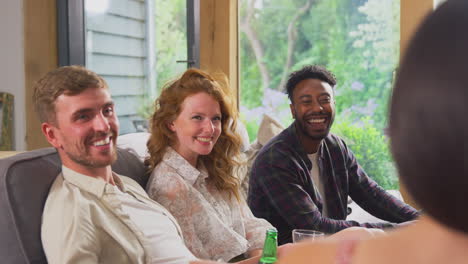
[[34, 65, 197, 264]]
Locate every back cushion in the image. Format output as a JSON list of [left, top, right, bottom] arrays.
[[0, 147, 147, 264]]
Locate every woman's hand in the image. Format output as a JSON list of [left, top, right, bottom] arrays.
[[246, 248, 262, 258], [190, 243, 297, 264]]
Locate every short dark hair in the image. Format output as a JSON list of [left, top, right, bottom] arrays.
[[285, 65, 337, 102], [32, 65, 108, 124], [389, 0, 468, 234]]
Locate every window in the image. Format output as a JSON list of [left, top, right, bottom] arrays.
[[58, 0, 198, 134], [239, 0, 400, 189]]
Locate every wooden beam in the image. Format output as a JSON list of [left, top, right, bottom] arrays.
[[399, 0, 434, 209], [400, 0, 433, 59], [199, 0, 239, 107], [24, 0, 58, 149]]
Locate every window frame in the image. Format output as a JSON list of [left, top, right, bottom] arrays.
[[57, 0, 86, 66], [56, 0, 199, 68]]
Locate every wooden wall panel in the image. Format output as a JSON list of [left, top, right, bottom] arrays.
[[106, 0, 145, 19], [103, 76, 145, 96], [399, 0, 434, 209], [200, 0, 239, 107], [88, 54, 145, 76], [90, 33, 146, 57], [24, 0, 58, 150], [87, 14, 145, 38], [400, 0, 433, 59]]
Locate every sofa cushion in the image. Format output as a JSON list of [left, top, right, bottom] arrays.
[[117, 132, 151, 162], [0, 147, 147, 264], [235, 120, 250, 152], [257, 114, 284, 146]]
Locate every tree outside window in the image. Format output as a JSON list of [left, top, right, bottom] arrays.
[[239, 0, 400, 189]]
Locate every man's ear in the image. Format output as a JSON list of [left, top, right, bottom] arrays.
[[41, 122, 61, 148], [290, 104, 296, 119]]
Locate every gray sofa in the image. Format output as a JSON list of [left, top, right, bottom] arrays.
[[0, 147, 147, 264]]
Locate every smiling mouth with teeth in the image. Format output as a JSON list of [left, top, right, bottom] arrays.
[[93, 137, 111, 146], [197, 137, 212, 142], [308, 118, 326, 124], [92, 133, 114, 146]]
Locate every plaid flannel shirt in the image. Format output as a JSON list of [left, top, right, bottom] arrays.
[[247, 123, 419, 244]]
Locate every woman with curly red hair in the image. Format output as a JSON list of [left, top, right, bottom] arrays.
[[145, 68, 273, 262]]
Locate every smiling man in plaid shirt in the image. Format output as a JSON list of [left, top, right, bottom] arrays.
[[247, 65, 419, 245]]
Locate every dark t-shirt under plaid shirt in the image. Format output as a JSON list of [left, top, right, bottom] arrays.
[[247, 123, 419, 245]]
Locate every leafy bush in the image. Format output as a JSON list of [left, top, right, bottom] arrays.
[[332, 118, 399, 190]]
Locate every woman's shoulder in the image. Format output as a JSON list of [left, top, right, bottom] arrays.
[[147, 162, 191, 195], [150, 160, 180, 178]]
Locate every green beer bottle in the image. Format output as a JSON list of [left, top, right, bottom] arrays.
[[258, 228, 278, 264]]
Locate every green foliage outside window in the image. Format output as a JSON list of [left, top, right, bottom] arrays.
[[332, 118, 398, 190], [240, 0, 400, 189], [153, 0, 187, 91]]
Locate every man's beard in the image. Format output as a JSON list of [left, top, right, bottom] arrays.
[[67, 147, 117, 168], [64, 131, 118, 168]]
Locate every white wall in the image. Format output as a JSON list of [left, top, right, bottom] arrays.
[[1, 0, 26, 150]]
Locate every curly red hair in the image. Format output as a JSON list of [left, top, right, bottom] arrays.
[[145, 68, 242, 199]]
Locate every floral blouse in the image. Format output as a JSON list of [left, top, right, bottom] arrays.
[[146, 147, 274, 262]]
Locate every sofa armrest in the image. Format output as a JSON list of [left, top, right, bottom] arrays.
[[0, 151, 23, 159]]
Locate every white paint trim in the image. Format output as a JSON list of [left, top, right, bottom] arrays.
[[1, 0, 26, 150]]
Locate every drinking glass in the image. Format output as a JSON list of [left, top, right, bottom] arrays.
[[292, 229, 325, 243]]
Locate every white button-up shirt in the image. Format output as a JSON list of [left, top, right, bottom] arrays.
[[41, 166, 197, 264]]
